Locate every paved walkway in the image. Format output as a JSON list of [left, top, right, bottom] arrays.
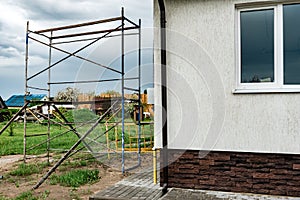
[[90, 170, 163, 200], [90, 169, 300, 200]]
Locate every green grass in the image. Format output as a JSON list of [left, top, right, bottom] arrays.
[[14, 191, 36, 200], [9, 162, 49, 176], [0, 195, 9, 200], [3, 190, 51, 200], [0, 122, 85, 156], [0, 120, 154, 156], [50, 169, 99, 187], [58, 159, 88, 172]]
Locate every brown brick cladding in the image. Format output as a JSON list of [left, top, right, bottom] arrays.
[[160, 150, 300, 197]]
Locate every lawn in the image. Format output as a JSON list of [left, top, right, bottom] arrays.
[[0, 119, 154, 156], [0, 122, 86, 156]]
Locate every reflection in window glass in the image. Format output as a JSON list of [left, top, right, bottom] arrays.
[[284, 4, 300, 84], [240, 9, 274, 83]]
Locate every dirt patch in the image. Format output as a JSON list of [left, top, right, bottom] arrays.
[[0, 152, 154, 200], [32, 167, 124, 200], [0, 155, 23, 172], [0, 155, 123, 200]]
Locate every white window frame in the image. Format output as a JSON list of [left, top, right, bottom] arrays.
[[234, 3, 300, 94]]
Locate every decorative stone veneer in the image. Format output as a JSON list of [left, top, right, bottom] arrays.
[[160, 150, 300, 197]]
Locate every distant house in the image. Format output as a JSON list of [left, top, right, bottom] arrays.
[[5, 94, 47, 109], [0, 96, 7, 109], [77, 94, 121, 115], [77, 93, 137, 116]]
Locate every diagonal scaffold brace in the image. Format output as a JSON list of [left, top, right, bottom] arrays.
[[33, 100, 119, 189]]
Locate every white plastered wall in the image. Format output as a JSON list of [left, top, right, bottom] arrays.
[[154, 0, 300, 154]]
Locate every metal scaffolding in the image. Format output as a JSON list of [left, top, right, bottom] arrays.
[[22, 8, 142, 188]]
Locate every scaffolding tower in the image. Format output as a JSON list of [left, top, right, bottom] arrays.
[[17, 8, 142, 187]]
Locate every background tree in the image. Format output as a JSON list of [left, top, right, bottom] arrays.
[[54, 87, 80, 102]]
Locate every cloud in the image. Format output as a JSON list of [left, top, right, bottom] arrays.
[[0, 33, 24, 53], [0, 0, 153, 99], [14, 0, 122, 21], [16, 0, 93, 20], [0, 1, 28, 74], [0, 46, 21, 58], [123, 1, 154, 27]]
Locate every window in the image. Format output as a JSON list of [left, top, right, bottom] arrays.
[[236, 3, 300, 92], [241, 9, 274, 83], [284, 4, 300, 84]]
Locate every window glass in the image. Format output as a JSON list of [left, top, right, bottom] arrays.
[[283, 4, 300, 84], [240, 9, 274, 83]]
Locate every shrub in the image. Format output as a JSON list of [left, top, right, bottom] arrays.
[[0, 109, 16, 136], [0, 109, 12, 122], [72, 109, 98, 123]]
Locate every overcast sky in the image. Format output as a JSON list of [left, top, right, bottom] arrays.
[[0, 0, 153, 100]]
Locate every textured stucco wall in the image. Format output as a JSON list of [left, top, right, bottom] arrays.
[[154, 0, 300, 154]]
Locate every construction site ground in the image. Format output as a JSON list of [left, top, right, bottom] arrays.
[[0, 153, 154, 200], [1, 154, 300, 200]]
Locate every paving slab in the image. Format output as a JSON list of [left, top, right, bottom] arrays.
[[90, 170, 163, 200], [90, 166, 300, 200]]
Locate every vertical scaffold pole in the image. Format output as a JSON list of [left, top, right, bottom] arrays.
[[24, 21, 29, 163], [121, 7, 125, 174], [137, 19, 142, 165], [47, 31, 53, 164]]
